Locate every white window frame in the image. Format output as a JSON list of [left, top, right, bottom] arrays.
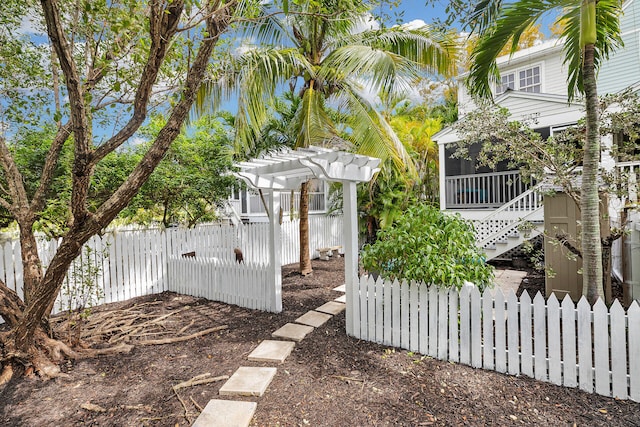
[[518, 65, 541, 93], [496, 72, 515, 94], [495, 62, 544, 94]]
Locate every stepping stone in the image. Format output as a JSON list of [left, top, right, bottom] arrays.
[[333, 284, 346, 292], [192, 399, 257, 427], [219, 367, 277, 397], [334, 294, 346, 303], [248, 340, 295, 363], [295, 310, 332, 328], [315, 301, 345, 315], [272, 323, 314, 342]]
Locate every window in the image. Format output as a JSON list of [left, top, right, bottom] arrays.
[[519, 66, 541, 93], [497, 73, 515, 94]]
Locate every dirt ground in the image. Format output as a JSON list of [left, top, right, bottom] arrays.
[[1, 257, 639, 426]]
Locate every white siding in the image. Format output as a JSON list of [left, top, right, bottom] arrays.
[[599, 0, 640, 94]]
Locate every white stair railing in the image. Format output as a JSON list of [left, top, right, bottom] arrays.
[[478, 206, 544, 249]]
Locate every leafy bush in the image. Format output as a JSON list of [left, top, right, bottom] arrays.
[[361, 204, 493, 290]]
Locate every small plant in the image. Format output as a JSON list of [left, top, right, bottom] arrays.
[[60, 243, 109, 345], [361, 204, 494, 290]]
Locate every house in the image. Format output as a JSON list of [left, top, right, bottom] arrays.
[[434, 5, 640, 299], [435, 38, 585, 260], [224, 178, 331, 224]]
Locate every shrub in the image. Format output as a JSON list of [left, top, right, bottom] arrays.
[[360, 204, 493, 290]]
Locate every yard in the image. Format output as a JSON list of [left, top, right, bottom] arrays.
[[1, 257, 638, 426]]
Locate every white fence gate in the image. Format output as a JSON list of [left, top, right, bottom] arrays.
[[347, 277, 640, 403], [0, 216, 343, 319]]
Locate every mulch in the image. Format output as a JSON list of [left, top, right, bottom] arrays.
[[1, 256, 639, 426]]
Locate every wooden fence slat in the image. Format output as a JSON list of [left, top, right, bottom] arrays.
[[470, 287, 482, 368], [577, 297, 593, 393], [392, 280, 401, 348], [375, 277, 384, 344], [629, 303, 640, 402], [449, 289, 459, 363], [533, 292, 547, 381], [401, 281, 410, 349], [520, 292, 533, 377], [367, 276, 376, 343], [494, 290, 506, 373], [561, 295, 577, 387], [547, 294, 561, 385], [507, 290, 520, 375], [360, 276, 369, 341], [610, 300, 627, 399], [437, 289, 448, 360], [428, 286, 438, 357], [418, 284, 428, 355], [482, 290, 494, 370], [593, 299, 610, 397], [382, 278, 392, 345], [409, 282, 419, 352], [460, 286, 471, 365]]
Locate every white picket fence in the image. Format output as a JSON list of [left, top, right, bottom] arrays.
[[167, 257, 275, 311], [0, 216, 343, 319], [347, 277, 640, 403]]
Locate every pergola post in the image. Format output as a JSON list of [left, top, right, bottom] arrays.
[[268, 190, 282, 312], [343, 180, 358, 334]]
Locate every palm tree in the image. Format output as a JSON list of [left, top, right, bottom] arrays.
[[465, 0, 623, 302], [201, 0, 458, 275]]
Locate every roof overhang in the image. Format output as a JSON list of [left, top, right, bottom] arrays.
[[234, 146, 381, 190]]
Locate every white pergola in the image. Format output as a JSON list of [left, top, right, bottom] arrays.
[[234, 146, 381, 313]]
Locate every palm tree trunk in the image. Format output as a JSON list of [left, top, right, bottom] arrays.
[[581, 43, 604, 303], [299, 181, 312, 275]]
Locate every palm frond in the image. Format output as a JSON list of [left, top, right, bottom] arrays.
[[290, 84, 336, 148], [198, 47, 313, 151], [346, 26, 459, 78], [233, 4, 290, 47], [467, 0, 572, 100], [319, 45, 420, 99], [337, 82, 417, 178]]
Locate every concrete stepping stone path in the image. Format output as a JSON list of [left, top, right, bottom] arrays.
[[333, 284, 346, 292], [192, 399, 257, 427], [248, 340, 295, 363], [193, 288, 348, 425], [315, 301, 345, 315], [295, 310, 332, 328], [272, 323, 314, 342], [219, 367, 277, 397]]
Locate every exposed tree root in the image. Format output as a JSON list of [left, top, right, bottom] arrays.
[[2, 298, 228, 382], [172, 373, 229, 391], [0, 364, 13, 386], [137, 325, 227, 346]]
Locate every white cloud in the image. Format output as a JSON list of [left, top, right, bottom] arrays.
[[351, 14, 381, 34], [401, 19, 428, 30]]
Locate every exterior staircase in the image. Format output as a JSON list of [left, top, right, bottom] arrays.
[[471, 184, 545, 261]]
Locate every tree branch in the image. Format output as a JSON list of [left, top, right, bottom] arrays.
[[555, 232, 583, 259], [94, 1, 237, 227], [91, 0, 186, 165], [0, 136, 30, 218], [40, 0, 92, 221], [30, 122, 73, 214], [0, 280, 26, 328]]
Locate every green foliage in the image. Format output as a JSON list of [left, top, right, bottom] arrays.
[[361, 204, 494, 290], [126, 114, 236, 227]]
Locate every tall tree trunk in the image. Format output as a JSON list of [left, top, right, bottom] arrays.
[[581, 43, 604, 303], [299, 181, 312, 275]]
